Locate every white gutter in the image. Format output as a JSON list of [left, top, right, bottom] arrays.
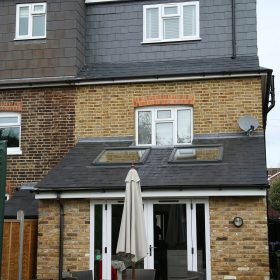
[[35, 188, 266, 200], [0, 72, 267, 90]]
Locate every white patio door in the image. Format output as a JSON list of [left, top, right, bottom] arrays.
[[144, 199, 210, 280], [90, 199, 210, 280]]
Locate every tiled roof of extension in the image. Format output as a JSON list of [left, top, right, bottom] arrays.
[[36, 135, 268, 191], [76, 56, 270, 81], [4, 189, 38, 219]]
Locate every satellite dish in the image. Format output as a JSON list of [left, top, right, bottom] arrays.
[[238, 116, 259, 136]]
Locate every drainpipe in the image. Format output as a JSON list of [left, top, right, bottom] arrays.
[[231, 0, 236, 59], [57, 193, 64, 280]]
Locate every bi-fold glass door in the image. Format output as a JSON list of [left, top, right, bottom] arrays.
[[90, 199, 210, 280]]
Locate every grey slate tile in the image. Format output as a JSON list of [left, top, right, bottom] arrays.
[[36, 135, 268, 192]]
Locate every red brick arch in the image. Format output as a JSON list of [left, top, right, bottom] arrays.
[[133, 95, 195, 107], [0, 101, 23, 112]]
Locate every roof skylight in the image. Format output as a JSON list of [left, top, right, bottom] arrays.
[[93, 147, 150, 165], [169, 145, 223, 163]]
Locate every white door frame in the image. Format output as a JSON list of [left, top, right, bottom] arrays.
[[90, 198, 211, 280]]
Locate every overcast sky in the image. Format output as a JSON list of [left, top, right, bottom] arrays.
[[257, 0, 280, 168]]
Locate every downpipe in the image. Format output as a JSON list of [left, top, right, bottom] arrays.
[[57, 193, 64, 280], [231, 0, 236, 59]]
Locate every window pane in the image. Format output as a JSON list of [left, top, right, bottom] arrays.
[[177, 109, 191, 143], [33, 4, 45, 13], [173, 147, 221, 162], [138, 111, 152, 144], [164, 6, 178, 15], [0, 116, 19, 124], [163, 18, 179, 40], [157, 110, 171, 119], [156, 122, 173, 145], [0, 127, 20, 148], [19, 7, 29, 36], [183, 5, 196, 37], [32, 15, 46, 37], [146, 8, 159, 39]]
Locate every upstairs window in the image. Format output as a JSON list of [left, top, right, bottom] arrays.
[[15, 3, 47, 40], [0, 113, 21, 155], [136, 106, 193, 146], [143, 1, 199, 43]]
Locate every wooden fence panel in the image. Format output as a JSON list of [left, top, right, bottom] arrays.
[[1, 220, 38, 280]]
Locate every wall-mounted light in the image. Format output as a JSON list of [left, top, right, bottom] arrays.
[[233, 216, 243, 227]]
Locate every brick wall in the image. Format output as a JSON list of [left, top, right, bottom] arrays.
[[210, 197, 269, 279], [0, 87, 76, 193], [75, 77, 263, 140], [37, 197, 269, 280], [37, 199, 90, 280]]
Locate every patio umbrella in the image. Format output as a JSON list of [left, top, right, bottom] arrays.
[[116, 167, 148, 278]]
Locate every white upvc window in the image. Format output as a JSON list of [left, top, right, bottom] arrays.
[[0, 113, 22, 155], [143, 1, 200, 43], [15, 3, 47, 40], [136, 106, 193, 146]]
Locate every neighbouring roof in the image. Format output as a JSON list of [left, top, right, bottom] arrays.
[[4, 189, 38, 219], [36, 135, 268, 192], [77, 56, 269, 81]]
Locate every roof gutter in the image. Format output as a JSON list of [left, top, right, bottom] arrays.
[[0, 71, 270, 90]]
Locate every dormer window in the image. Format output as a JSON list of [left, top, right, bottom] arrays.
[[15, 3, 47, 40], [143, 1, 200, 43], [135, 106, 193, 146]]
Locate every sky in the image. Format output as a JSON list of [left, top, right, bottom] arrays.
[[257, 0, 280, 168]]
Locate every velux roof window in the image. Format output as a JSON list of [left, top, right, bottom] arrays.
[[93, 147, 150, 165], [169, 145, 223, 163]]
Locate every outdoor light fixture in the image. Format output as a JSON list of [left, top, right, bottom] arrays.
[[233, 216, 243, 227]]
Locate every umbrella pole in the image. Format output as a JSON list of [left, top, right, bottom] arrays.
[[132, 262, 135, 280]]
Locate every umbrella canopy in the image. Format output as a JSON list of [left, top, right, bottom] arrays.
[[116, 168, 148, 263]]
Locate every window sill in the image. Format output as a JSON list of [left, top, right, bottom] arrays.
[[7, 149, 22, 156], [14, 36, 46, 41], [141, 37, 201, 45]]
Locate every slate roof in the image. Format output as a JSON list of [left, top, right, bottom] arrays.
[[36, 135, 268, 192], [76, 56, 269, 81], [4, 189, 38, 219]]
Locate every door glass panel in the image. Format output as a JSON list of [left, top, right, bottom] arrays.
[[111, 204, 124, 280], [111, 204, 143, 279], [94, 205, 103, 280], [196, 204, 206, 279], [154, 204, 187, 280]]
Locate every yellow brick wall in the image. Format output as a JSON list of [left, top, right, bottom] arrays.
[[75, 78, 263, 140], [37, 200, 90, 280], [209, 197, 269, 280]]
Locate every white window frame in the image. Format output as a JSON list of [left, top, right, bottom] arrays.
[[0, 112, 22, 155], [142, 1, 201, 43], [135, 106, 193, 146], [143, 1, 200, 43], [15, 3, 47, 40]]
